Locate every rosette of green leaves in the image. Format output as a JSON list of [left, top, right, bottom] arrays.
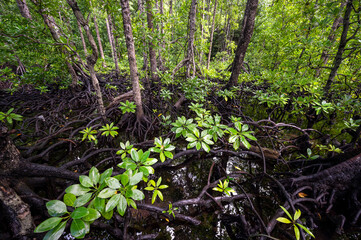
[[99, 122, 119, 138], [119, 100, 136, 114], [228, 122, 256, 150], [117, 149, 157, 178], [35, 167, 104, 239], [203, 115, 228, 142], [276, 206, 315, 240], [212, 180, 235, 196], [185, 128, 214, 152], [96, 170, 145, 217], [171, 116, 197, 138], [144, 177, 168, 204], [0, 108, 23, 125], [79, 127, 97, 142], [116, 141, 136, 159], [150, 137, 175, 162]]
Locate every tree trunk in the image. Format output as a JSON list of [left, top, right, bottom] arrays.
[[106, 14, 120, 75], [146, 0, 159, 81], [324, 0, 353, 95], [207, 0, 217, 69], [16, 0, 32, 20], [120, 0, 145, 121], [186, 0, 198, 78], [199, 0, 205, 64], [30, 2, 79, 86], [138, 0, 148, 70], [77, 19, 88, 56], [67, 0, 106, 118], [93, 14, 106, 68], [227, 0, 258, 88], [315, 2, 346, 78], [157, 0, 165, 71]]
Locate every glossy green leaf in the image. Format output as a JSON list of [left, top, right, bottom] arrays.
[[131, 189, 144, 200], [65, 184, 91, 196], [276, 217, 292, 224], [64, 193, 76, 207], [34, 217, 62, 233], [73, 193, 92, 208], [93, 197, 105, 212], [46, 200, 67, 217], [43, 221, 66, 240], [105, 194, 121, 212], [98, 188, 117, 198], [99, 168, 113, 184], [105, 177, 121, 189], [79, 175, 93, 188], [82, 208, 101, 222], [129, 172, 143, 185], [70, 219, 87, 239], [89, 167, 100, 185], [71, 207, 89, 219], [117, 194, 127, 216]]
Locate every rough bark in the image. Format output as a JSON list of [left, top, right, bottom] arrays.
[[157, 0, 165, 71], [315, 2, 346, 78], [67, 0, 106, 118], [120, 0, 145, 121], [146, 0, 159, 81], [0, 127, 34, 238], [77, 19, 88, 56], [186, 0, 197, 78], [16, 0, 32, 20], [324, 0, 352, 95], [106, 14, 120, 74], [207, 0, 217, 69], [227, 0, 258, 88], [93, 14, 106, 68]]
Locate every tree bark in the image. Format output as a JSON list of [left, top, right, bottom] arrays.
[[186, 0, 198, 78], [227, 0, 258, 88], [67, 0, 106, 118], [16, 0, 32, 20], [324, 0, 353, 95], [30, 1, 79, 86], [138, 0, 148, 70], [207, 0, 217, 69], [77, 19, 88, 56], [106, 14, 120, 74], [315, 1, 346, 78], [146, 0, 159, 81], [93, 14, 107, 68], [120, 0, 145, 121]]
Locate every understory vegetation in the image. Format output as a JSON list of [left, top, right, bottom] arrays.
[[1, 0, 361, 239]]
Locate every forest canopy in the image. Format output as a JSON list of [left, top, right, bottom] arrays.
[[0, 0, 361, 239]]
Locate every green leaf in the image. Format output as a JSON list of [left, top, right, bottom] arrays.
[[276, 217, 292, 224], [294, 225, 300, 240], [127, 198, 137, 209], [82, 208, 100, 222], [73, 193, 92, 208], [105, 194, 121, 212], [43, 221, 66, 240], [70, 219, 87, 239], [117, 194, 127, 216], [89, 167, 100, 185], [46, 200, 67, 217], [94, 197, 105, 212], [65, 184, 91, 196], [155, 190, 163, 201], [98, 188, 117, 198], [280, 206, 292, 220], [105, 177, 121, 189], [160, 152, 165, 162], [100, 168, 113, 184], [131, 149, 140, 162], [294, 209, 301, 221], [240, 136, 251, 149], [202, 142, 210, 152], [120, 174, 129, 186], [34, 217, 62, 233], [101, 209, 113, 219], [71, 207, 89, 219], [64, 193, 76, 207], [164, 151, 173, 159], [79, 175, 93, 188], [131, 189, 144, 200], [296, 223, 315, 238], [129, 172, 143, 185], [151, 191, 157, 204]]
